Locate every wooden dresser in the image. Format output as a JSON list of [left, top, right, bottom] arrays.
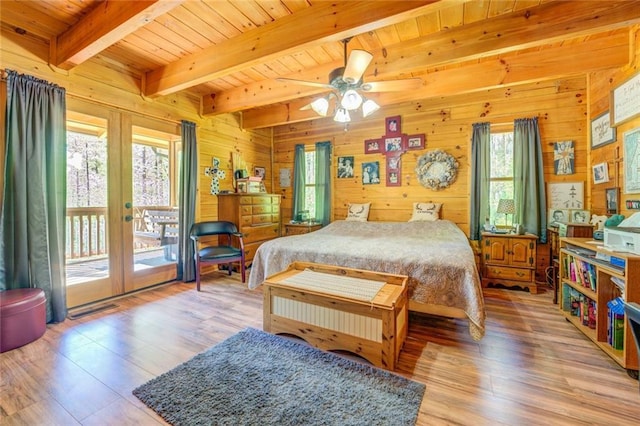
[[218, 193, 281, 268], [481, 232, 538, 294], [284, 222, 322, 236]]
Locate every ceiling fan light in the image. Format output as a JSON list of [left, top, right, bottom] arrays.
[[334, 107, 351, 123], [362, 99, 380, 117], [340, 89, 363, 110], [310, 97, 330, 116]]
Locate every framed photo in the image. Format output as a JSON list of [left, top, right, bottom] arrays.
[[547, 182, 584, 209], [606, 187, 619, 214], [553, 141, 574, 175], [624, 127, 640, 194], [591, 111, 616, 149], [406, 134, 425, 150], [570, 209, 590, 224], [386, 154, 401, 187], [592, 162, 609, 184], [387, 170, 401, 187], [337, 156, 354, 178], [611, 71, 640, 127], [364, 139, 381, 154], [549, 208, 569, 226], [383, 136, 404, 153], [253, 166, 266, 179], [362, 161, 380, 185], [385, 115, 401, 136]]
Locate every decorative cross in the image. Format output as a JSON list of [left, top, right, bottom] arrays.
[[362, 115, 425, 187]]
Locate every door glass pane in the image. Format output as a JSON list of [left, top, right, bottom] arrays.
[[132, 126, 179, 270], [65, 116, 109, 284]]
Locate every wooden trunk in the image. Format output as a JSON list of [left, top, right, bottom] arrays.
[[262, 261, 408, 371]]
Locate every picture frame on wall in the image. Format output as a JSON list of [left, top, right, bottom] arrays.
[[362, 161, 380, 185], [570, 209, 590, 224], [606, 187, 619, 214], [383, 136, 404, 153], [385, 115, 401, 136], [406, 134, 425, 150], [611, 71, 640, 127], [364, 139, 381, 154], [386, 154, 401, 187], [624, 127, 640, 194], [553, 141, 574, 175], [549, 208, 570, 226], [253, 166, 266, 179], [547, 181, 584, 209], [590, 111, 616, 149], [592, 162, 609, 185]]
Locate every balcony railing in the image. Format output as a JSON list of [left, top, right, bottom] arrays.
[[66, 206, 175, 261]]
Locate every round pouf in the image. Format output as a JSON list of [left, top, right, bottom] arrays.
[[0, 288, 46, 353]]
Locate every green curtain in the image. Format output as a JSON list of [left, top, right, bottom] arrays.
[[292, 144, 306, 221], [314, 141, 332, 226], [513, 117, 547, 243], [0, 70, 67, 323], [469, 122, 490, 241], [177, 120, 197, 282]]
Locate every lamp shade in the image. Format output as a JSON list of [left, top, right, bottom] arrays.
[[310, 97, 329, 116], [496, 198, 515, 215], [362, 98, 380, 117], [340, 89, 363, 110], [333, 107, 351, 123]]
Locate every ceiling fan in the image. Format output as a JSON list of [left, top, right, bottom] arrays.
[[276, 38, 422, 122]]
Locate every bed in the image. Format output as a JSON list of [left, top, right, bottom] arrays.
[[248, 220, 485, 340]]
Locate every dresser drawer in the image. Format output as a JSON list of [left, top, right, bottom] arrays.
[[241, 224, 280, 243], [483, 266, 532, 282], [252, 204, 273, 215], [252, 214, 273, 225], [250, 196, 271, 205], [241, 205, 252, 215]]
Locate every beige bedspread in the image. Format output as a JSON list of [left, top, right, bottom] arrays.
[[248, 220, 485, 340]]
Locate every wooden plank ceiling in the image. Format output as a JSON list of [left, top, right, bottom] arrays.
[[2, 0, 639, 129]]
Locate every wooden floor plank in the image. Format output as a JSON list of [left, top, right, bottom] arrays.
[[1, 276, 639, 425]]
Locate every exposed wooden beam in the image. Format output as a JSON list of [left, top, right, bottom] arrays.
[[204, 0, 640, 117], [143, 1, 455, 97], [52, 0, 183, 70], [241, 32, 629, 129]]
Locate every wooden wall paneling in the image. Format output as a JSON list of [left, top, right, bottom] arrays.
[[588, 25, 640, 218]]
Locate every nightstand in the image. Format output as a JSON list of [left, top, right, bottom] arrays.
[[284, 222, 322, 236], [481, 232, 538, 294]]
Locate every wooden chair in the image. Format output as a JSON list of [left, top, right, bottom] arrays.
[[189, 221, 246, 291]]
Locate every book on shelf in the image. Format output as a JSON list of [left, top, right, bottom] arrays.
[[606, 297, 625, 350]]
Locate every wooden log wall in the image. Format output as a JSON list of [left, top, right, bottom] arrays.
[[272, 77, 590, 239], [0, 27, 268, 223], [588, 26, 640, 219]]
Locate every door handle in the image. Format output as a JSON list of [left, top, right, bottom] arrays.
[[125, 215, 133, 222]]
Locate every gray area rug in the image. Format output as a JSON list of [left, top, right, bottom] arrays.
[[133, 328, 425, 426]]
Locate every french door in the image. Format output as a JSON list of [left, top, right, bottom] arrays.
[[65, 104, 180, 308]]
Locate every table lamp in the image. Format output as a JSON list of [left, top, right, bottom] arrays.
[[496, 198, 515, 226]]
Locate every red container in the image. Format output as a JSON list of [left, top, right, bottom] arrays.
[[0, 288, 46, 353]]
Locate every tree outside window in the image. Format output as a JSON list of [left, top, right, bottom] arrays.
[[489, 132, 514, 226]]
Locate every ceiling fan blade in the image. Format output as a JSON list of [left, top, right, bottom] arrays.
[[276, 77, 333, 90], [342, 50, 373, 84], [362, 78, 423, 92]]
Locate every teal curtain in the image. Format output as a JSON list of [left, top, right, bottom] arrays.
[[177, 120, 197, 282], [513, 117, 547, 243], [315, 141, 331, 226], [470, 122, 490, 241], [292, 144, 306, 221], [0, 70, 67, 323]]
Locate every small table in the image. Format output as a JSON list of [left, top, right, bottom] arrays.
[[284, 222, 322, 236], [262, 262, 408, 370]]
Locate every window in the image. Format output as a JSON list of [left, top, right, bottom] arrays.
[[304, 150, 316, 219], [489, 132, 514, 226]]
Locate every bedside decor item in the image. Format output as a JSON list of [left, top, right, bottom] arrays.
[[591, 111, 616, 148], [496, 198, 515, 226], [415, 149, 459, 190]]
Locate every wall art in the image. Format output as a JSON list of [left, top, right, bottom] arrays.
[[590, 111, 616, 148], [611, 71, 640, 127]]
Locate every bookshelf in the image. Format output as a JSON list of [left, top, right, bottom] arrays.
[[559, 238, 640, 377]]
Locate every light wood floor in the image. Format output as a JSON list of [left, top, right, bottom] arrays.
[[1, 273, 639, 425]]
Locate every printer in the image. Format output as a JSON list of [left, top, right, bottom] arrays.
[[604, 227, 640, 254]]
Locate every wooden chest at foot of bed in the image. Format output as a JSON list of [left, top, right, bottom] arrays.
[[262, 262, 408, 371]]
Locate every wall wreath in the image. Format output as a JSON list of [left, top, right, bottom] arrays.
[[415, 149, 459, 190]]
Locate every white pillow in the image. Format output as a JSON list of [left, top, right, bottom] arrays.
[[409, 202, 442, 222], [346, 203, 371, 221]]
